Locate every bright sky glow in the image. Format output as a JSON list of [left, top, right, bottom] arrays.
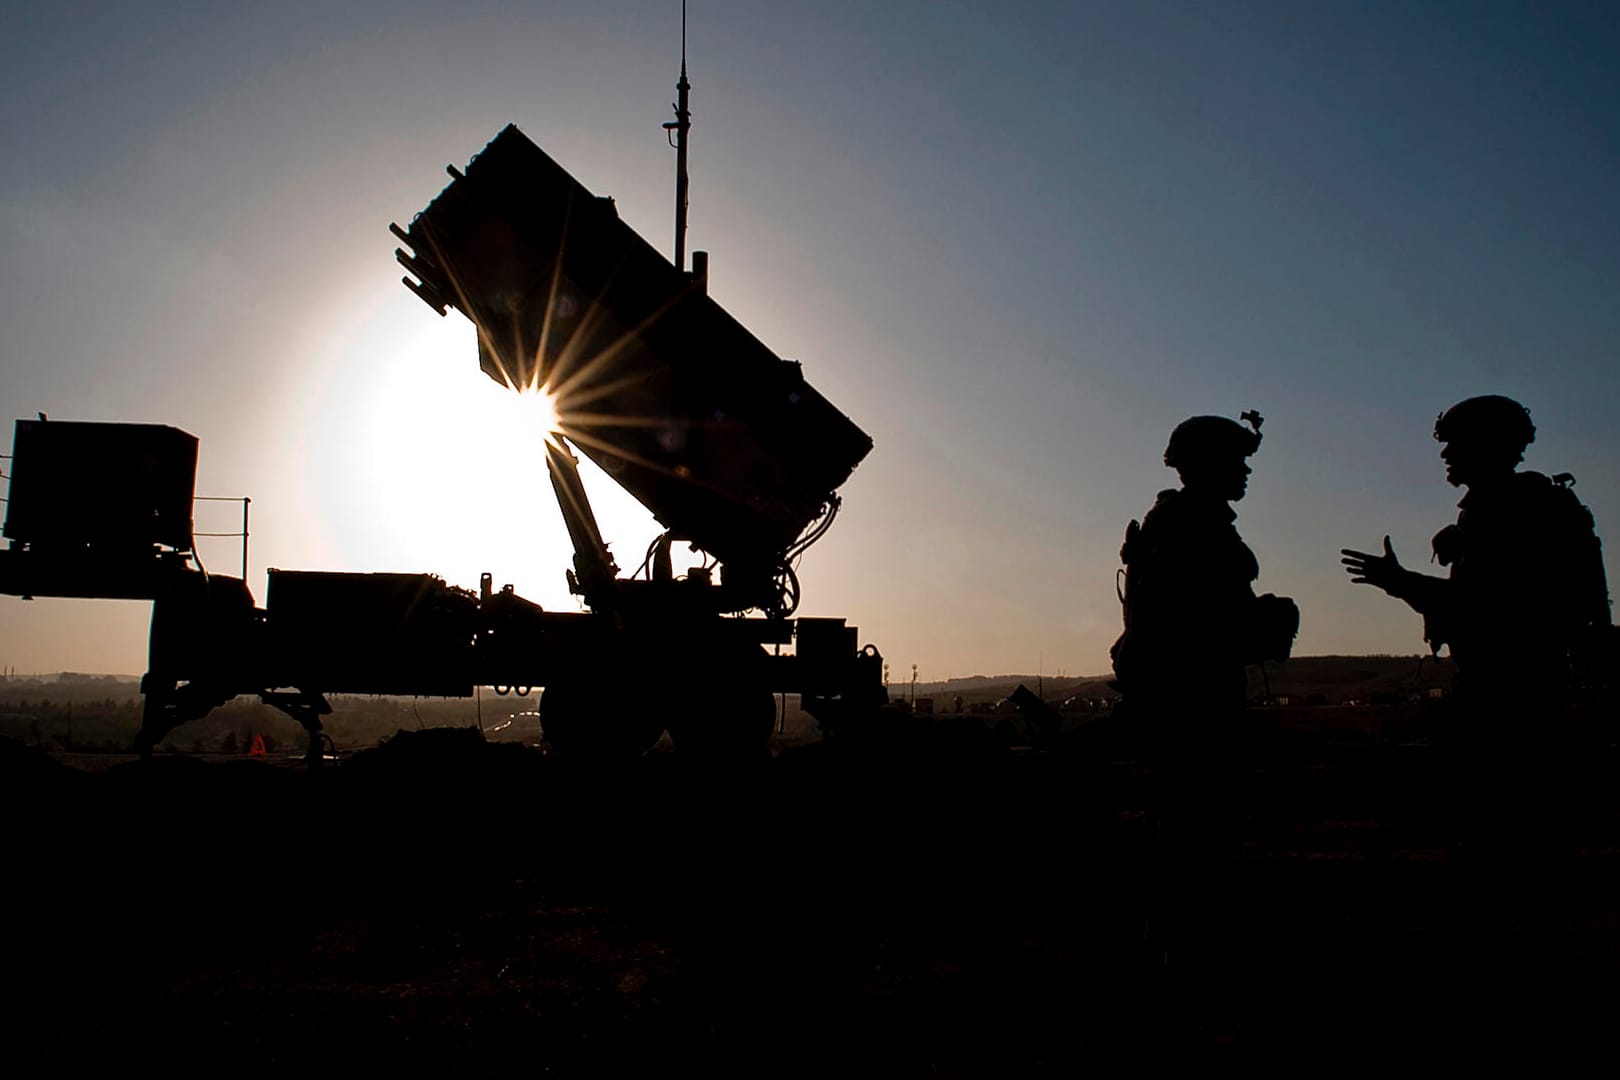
[[517, 385, 563, 446], [1, 2, 1617, 680]]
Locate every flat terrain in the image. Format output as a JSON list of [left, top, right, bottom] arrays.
[[3, 708, 1617, 1074]]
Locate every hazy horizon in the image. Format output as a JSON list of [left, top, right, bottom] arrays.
[[0, 651, 1446, 690]]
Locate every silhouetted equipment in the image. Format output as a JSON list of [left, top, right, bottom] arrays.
[[393, 125, 871, 611], [666, 0, 692, 271], [0, 420, 197, 599], [3, 419, 196, 552], [1250, 592, 1302, 664], [1, 124, 884, 760], [1008, 684, 1063, 742], [264, 571, 478, 697]]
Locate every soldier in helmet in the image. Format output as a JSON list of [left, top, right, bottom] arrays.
[[1111, 411, 1299, 961], [1111, 411, 1299, 716], [1342, 395, 1611, 936]]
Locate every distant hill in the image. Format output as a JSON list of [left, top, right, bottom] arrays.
[[1, 657, 1459, 751], [905, 655, 1453, 708], [3, 657, 1456, 709], [911, 674, 1093, 696], [0, 673, 141, 699]]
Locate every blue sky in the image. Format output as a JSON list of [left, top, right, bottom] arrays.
[[2, 1, 1617, 679]]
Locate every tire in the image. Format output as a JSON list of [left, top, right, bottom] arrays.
[[667, 682, 777, 760], [540, 678, 665, 759]]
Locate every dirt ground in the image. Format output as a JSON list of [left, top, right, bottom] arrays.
[[3, 714, 1618, 1074]]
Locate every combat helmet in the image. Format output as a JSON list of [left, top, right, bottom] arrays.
[[1433, 395, 1535, 453], [1164, 410, 1263, 470]]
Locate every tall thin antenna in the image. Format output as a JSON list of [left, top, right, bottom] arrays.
[[663, 1, 692, 271]]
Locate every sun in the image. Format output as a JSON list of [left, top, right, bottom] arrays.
[[496, 364, 565, 445], [514, 381, 564, 445]]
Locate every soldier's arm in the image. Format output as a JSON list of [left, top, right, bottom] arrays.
[[1340, 536, 1449, 615]]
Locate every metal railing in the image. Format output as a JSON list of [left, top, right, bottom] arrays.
[[193, 495, 251, 579], [0, 457, 249, 580]]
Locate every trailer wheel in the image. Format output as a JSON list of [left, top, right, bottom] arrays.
[[539, 679, 664, 759], [667, 682, 776, 760]]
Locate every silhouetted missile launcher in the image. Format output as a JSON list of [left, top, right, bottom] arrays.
[[381, 124, 883, 755], [0, 128, 885, 762], [393, 125, 872, 611]]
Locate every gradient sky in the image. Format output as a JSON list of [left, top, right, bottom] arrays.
[[2, 1, 1617, 680]]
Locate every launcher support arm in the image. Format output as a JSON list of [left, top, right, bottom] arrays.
[[546, 437, 619, 607]]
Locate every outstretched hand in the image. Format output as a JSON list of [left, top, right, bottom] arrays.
[[1340, 536, 1408, 595]]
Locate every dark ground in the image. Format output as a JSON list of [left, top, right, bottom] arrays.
[[3, 710, 1618, 1075]]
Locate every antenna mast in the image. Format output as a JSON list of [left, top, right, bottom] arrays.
[[663, 1, 692, 271]]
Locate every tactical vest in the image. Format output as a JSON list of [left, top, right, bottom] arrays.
[[1425, 470, 1610, 667], [1111, 489, 1263, 692]]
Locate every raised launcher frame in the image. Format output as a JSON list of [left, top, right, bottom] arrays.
[[392, 125, 873, 615], [0, 128, 885, 760]]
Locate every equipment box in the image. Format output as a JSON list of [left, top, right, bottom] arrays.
[[3, 420, 197, 553], [265, 570, 476, 695]]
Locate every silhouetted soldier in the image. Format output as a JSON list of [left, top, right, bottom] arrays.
[[1111, 411, 1298, 962], [1112, 412, 1299, 725], [1342, 395, 1611, 940]]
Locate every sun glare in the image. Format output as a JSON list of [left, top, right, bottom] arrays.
[[514, 381, 563, 445]]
